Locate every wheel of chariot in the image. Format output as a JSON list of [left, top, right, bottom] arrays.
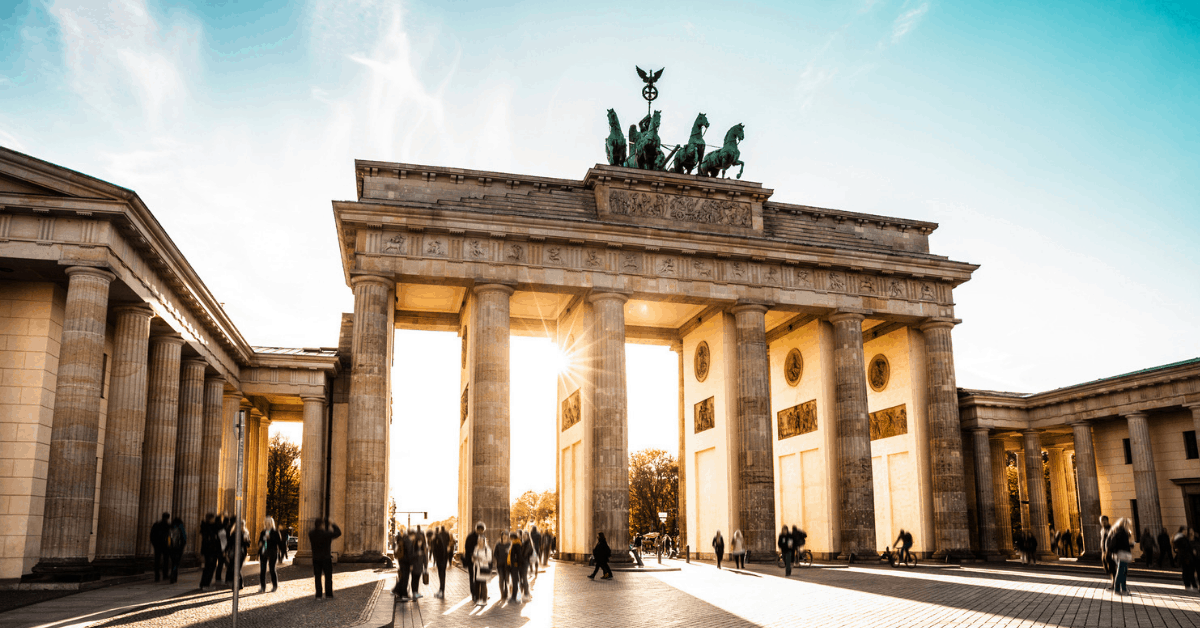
[[642, 85, 658, 102]]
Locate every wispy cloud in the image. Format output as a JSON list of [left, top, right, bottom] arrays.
[[892, 2, 930, 43]]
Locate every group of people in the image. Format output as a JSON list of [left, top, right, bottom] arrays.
[[391, 525, 456, 602], [777, 525, 809, 575], [463, 522, 554, 606], [1099, 515, 1200, 594], [149, 511, 251, 590]]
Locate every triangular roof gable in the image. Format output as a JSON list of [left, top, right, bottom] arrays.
[[0, 146, 134, 201]]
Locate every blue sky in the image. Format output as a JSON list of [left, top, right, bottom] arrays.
[[3, 0, 1198, 520]]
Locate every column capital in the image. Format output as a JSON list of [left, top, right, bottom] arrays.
[[112, 303, 155, 318], [730, 302, 769, 315], [587, 291, 630, 304], [224, 390, 243, 400], [182, 358, 208, 370], [300, 395, 326, 404], [473, 283, 515, 296], [973, 426, 991, 434], [1124, 411, 1149, 421], [150, 334, 186, 347], [919, 317, 961, 332], [204, 375, 226, 385], [827, 310, 865, 324], [349, 273, 392, 288], [64, 265, 116, 282]]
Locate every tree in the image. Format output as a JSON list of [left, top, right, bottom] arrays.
[[628, 448, 678, 540], [266, 434, 301, 534], [511, 490, 556, 533]]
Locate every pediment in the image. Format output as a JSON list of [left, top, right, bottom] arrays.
[[0, 147, 128, 201], [0, 171, 62, 196]]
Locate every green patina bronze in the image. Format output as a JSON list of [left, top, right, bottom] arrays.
[[605, 109, 627, 166], [699, 123, 745, 179], [669, 112, 709, 175], [624, 110, 663, 170]]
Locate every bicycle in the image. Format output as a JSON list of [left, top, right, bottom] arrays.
[[889, 548, 918, 569], [777, 549, 813, 569]]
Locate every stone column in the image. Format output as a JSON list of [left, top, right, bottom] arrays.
[[1016, 449, 1030, 530], [344, 275, 392, 561], [296, 396, 327, 562], [674, 343, 687, 551], [590, 293, 630, 556], [829, 311, 876, 558], [198, 377, 225, 520], [989, 439, 1014, 554], [136, 335, 185, 559], [1022, 430, 1055, 560], [920, 320, 972, 558], [1126, 412, 1163, 540], [33, 266, 115, 575], [1063, 450, 1081, 541], [731, 303, 776, 557], [1072, 422, 1102, 559], [470, 284, 514, 537], [171, 359, 206, 564], [94, 304, 153, 569], [1046, 448, 1071, 538], [219, 393, 241, 515], [258, 416, 270, 537], [1189, 405, 1200, 446], [971, 429, 1001, 559], [242, 406, 259, 546]]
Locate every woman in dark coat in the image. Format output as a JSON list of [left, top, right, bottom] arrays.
[[431, 526, 450, 599], [588, 532, 613, 580], [258, 516, 286, 593], [1173, 527, 1195, 590], [712, 530, 726, 570]]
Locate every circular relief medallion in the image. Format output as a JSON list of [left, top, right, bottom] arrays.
[[784, 348, 803, 386], [694, 341, 710, 383], [868, 354, 890, 392]]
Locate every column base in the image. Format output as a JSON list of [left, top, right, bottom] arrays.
[[1076, 550, 1101, 563], [29, 558, 100, 582], [1036, 552, 1060, 561], [337, 551, 387, 564], [932, 548, 976, 563], [292, 550, 313, 565], [91, 557, 144, 576]]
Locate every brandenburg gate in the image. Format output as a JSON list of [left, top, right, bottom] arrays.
[[333, 159, 979, 561]]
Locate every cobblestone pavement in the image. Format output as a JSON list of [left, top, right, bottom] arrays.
[[0, 560, 391, 628], [395, 558, 1200, 628]]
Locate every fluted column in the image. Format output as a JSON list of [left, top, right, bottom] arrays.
[[590, 292, 630, 557], [731, 303, 775, 557], [1126, 412, 1162, 539], [171, 359, 206, 564], [33, 266, 115, 575], [674, 343, 687, 551], [470, 284, 514, 537], [1016, 449, 1030, 530], [1063, 450, 1081, 539], [920, 320, 971, 558], [971, 429, 1000, 558], [1022, 430, 1054, 560], [829, 311, 876, 558], [344, 275, 392, 561], [1071, 422, 1102, 559], [135, 335, 185, 558], [243, 408, 261, 545], [257, 416, 270, 534], [198, 377, 225, 520], [1189, 405, 1200, 448], [296, 396, 327, 562], [94, 304, 153, 568], [219, 393, 241, 515], [1046, 448, 1071, 537], [989, 439, 1014, 554]]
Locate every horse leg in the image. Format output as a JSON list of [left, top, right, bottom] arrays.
[[735, 160, 745, 180]]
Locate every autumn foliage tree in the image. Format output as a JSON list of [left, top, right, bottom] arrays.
[[266, 434, 301, 534], [510, 490, 556, 534], [628, 448, 678, 540]]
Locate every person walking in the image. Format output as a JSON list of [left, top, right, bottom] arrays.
[[588, 532, 613, 580], [199, 513, 222, 590], [1061, 529, 1074, 558], [712, 530, 725, 570], [258, 516, 285, 593], [1140, 528, 1156, 567], [731, 530, 746, 569], [308, 518, 341, 599], [410, 526, 427, 600], [431, 526, 450, 599], [1174, 527, 1195, 590], [469, 526, 493, 607], [1026, 531, 1039, 565], [494, 531, 512, 600], [464, 522, 485, 605], [150, 512, 171, 582], [778, 526, 795, 576], [213, 515, 230, 584], [168, 517, 187, 584], [1157, 528, 1173, 569], [507, 532, 526, 602], [1109, 518, 1133, 594], [224, 518, 249, 590], [529, 526, 542, 577], [1100, 515, 1113, 576]]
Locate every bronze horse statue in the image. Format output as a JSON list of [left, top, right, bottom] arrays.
[[700, 123, 745, 179], [670, 112, 709, 175], [605, 109, 627, 166], [624, 110, 663, 170]]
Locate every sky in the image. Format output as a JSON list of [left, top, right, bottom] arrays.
[[2, 0, 1198, 523]]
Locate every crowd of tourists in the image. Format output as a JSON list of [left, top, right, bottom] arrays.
[[1098, 515, 1200, 594], [460, 522, 555, 606]]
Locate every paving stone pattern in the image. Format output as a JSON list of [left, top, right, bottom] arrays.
[[397, 559, 1200, 628]]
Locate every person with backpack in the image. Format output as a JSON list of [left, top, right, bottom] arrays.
[[258, 516, 285, 593], [712, 530, 725, 570], [149, 512, 171, 583], [308, 518, 341, 599], [791, 526, 808, 558], [894, 529, 914, 565], [167, 517, 187, 584], [507, 531, 527, 602]]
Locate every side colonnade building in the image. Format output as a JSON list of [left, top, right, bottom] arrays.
[[0, 148, 347, 585]]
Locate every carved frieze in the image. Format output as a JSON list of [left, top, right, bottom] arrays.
[[561, 389, 581, 431], [382, 234, 406, 255], [869, 403, 907, 440], [694, 396, 715, 433], [778, 399, 817, 439], [606, 189, 752, 228]]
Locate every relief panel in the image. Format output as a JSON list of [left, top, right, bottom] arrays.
[[869, 404, 907, 441], [778, 399, 818, 439], [561, 389, 581, 431], [694, 396, 716, 433]]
